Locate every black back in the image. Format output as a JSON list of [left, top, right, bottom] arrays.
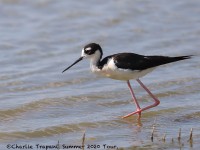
[[99, 53, 191, 70]]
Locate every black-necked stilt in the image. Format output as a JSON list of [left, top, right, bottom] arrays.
[[62, 43, 192, 119]]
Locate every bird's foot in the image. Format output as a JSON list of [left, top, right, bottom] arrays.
[[122, 109, 142, 119], [122, 101, 160, 119]]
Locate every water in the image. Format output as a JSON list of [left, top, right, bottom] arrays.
[[0, 0, 200, 149]]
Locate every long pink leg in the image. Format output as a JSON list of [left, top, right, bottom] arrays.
[[123, 80, 141, 118], [123, 79, 160, 118], [127, 80, 141, 110]]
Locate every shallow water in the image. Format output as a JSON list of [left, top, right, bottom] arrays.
[[0, 0, 200, 149]]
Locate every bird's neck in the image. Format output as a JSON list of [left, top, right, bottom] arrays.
[[90, 56, 101, 72]]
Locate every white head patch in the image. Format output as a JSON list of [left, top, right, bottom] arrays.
[[85, 47, 91, 51]]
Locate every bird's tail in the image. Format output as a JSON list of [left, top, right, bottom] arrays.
[[173, 55, 193, 61], [145, 55, 193, 69], [160, 55, 193, 66]]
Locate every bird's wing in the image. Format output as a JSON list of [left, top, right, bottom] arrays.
[[113, 53, 191, 70]]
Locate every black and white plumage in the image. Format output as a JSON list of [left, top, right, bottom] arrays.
[[62, 43, 192, 119], [63, 43, 191, 80]]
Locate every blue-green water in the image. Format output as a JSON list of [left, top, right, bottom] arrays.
[[0, 0, 200, 149]]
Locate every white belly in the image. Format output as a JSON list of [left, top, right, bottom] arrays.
[[91, 58, 155, 81], [98, 67, 155, 80]]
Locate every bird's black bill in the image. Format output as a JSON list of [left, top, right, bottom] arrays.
[[62, 57, 83, 73]]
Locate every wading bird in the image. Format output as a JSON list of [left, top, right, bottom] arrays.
[[62, 43, 191, 119]]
